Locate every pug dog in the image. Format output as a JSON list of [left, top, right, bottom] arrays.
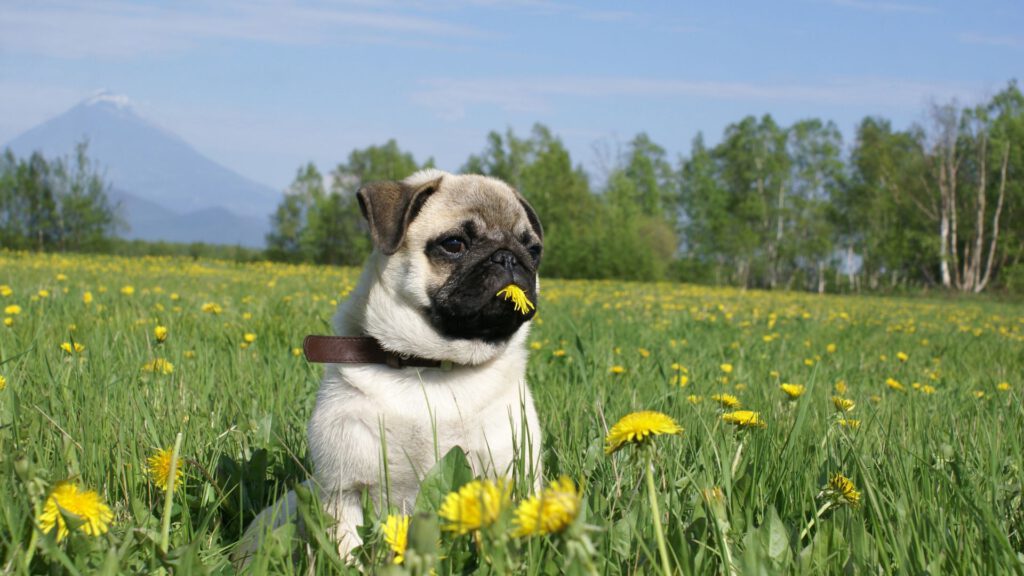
[[236, 169, 544, 564]]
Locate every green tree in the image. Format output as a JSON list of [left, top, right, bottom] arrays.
[[679, 133, 732, 284], [836, 119, 931, 290], [711, 115, 790, 287], [784, 119, 844, 292], [51, 140, 122, 251], [21, 152, 59, 251], [622, 133, 677, 220], [268, 141, 428, 265], [266, 163, 322, 263]]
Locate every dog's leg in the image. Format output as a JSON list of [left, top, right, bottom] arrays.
[[322, 490, 366, 561]]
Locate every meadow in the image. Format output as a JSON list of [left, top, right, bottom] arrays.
[[1, 250, 1022, 575]]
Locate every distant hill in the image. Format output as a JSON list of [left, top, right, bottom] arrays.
[[4, 92, 281, 247]]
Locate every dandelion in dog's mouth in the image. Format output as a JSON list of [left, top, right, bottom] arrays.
[[496, 284, 535, 315]]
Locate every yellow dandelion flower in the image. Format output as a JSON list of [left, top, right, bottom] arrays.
[[997, 382, 1010, 392], [183, 350, 196, 359], [780, 383, 805, 399], [4, 304, 21, 315], [496, 284, 535, 315], [142, 358, 174, 375], [438, 479, 510, 534], [638, 348, 651, 358], [609, 365, 626, 375], [82, 291, 93, 304], [553, 349, 566, 357], [147, 447, 184, 491], [383, 514, 410, 564], [832, 396, 855, 412], [973, 390, 985, 399], [513, 476, 582, 537], [710, 393, 741, 409], [243, 332, 257, 344], [921, 384, 936, 394], [896, 351, 909, 362], [769, 369, 781, 379], [292, 347, 303, 357], [201, 302, 222, 314], [154, 325, 168, 342], [803, 358, 815, 367], [604, 410, 682, 454], [61, 342, 85, 354], [721, 410, 767, 428], [837, 418, 861, 429], [4, 317, 11, 327], [687, 394, 703, 405], [826, 343, 837, 354], [37, 481, 114, 542], [0, 285, 11, 296], [38, 289, 50, 298], [835, 380, 848, 394], [821, 473, 860, 508], [120, 285, 135, 296], [885, 378, 904, 391], [671, 374, 689, 387], [0, 374, 6, 391], [719, 363, 733, 374]]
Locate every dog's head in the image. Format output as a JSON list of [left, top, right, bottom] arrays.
[[345, 169, 542, 364]]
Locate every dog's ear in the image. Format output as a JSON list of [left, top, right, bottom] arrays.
[[357, 177, 441, 255], [516, 193, 543, 241]]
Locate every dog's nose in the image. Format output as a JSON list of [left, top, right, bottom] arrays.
[[490, 249, 518, 270]]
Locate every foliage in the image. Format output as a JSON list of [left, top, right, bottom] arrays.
[[263, 81, 1024, 292], [266, 141, 428, 266], [0, 141, 121, 252], [1, 251, 1022, 573]]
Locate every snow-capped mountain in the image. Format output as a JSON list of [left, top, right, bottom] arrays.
[[4, 92, 281, 247]]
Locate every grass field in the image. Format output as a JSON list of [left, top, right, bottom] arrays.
[[1, 250, 1022, 575]]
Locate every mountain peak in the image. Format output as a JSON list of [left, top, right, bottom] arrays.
[[83, 90, 136, 112], [4, 92, 282, 246]]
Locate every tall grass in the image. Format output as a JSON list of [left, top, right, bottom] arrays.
[[1, 250, 1021, 574]]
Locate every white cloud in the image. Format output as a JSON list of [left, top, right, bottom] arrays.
[[828, 0, 938, 14], [0, 0, 482, 60], [412, 76, 976, 119], [958, 32, 1024, 49]]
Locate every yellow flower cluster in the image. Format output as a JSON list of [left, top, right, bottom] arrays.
[[142, 358, 174, 375], [604, 411, 682, 454], [147, 447, 184, 491], [439, 479, 510, 535], [37, 481, 114, 542], [513, 476, 582, 537], [496, 284, 536, 315]]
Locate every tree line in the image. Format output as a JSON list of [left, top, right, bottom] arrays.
[[269, 80, 1023, 293], [0, 141, 122, 252]]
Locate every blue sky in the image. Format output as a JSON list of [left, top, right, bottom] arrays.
[[1, 0, 1021, 190]]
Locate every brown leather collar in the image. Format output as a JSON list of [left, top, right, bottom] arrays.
[[303, 335, 449, 369]]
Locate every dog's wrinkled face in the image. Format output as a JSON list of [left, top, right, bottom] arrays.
[[358, 170, 542, 344]]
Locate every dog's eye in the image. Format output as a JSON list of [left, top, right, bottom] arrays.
[[439, 237, 467, 254], [528, 245, 542, 261]]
